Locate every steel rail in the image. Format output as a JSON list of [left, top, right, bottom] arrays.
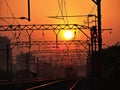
[[69, 79, 80, 90], [26, 80, 63, 90]]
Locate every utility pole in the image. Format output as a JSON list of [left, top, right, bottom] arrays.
[[28, 0, 31, 21], [97, 0, 102, 53], [92, 0, 102, 76], [92, 0, 102, 53]]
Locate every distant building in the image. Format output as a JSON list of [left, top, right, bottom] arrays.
[[38, 61, 52, 78], [14, 53, 37, 78], [52, 64, 65, 79], [0, 36, 11, 80], [37, 60, 65, 79], [0, 36, 10, 71]]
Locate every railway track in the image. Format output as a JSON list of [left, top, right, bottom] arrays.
[[26, 79, 80, 90], [0, 78, 81, 90], [0, 79, 58, 90]]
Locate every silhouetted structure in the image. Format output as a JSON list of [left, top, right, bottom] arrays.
[[0, 36, 11, 80], [13, 53, 37, 79]]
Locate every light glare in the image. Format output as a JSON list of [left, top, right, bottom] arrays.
[[64, 30, 74, 40]]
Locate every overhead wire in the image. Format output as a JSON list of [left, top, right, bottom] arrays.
[[0, 0, 10, 24], [56, 0, 71, 24], [0, 18, 10, 24], [5, 0, 19, 24], [4, 0, 21, 43], [57, 0, 78, 41], [0, 0, 3, 14], [63, 0, 77, 41], [63, 0, 69, 24], [57, 0, 66, 24], [0, 0, 4, 16], [90, 4, 96, 14]]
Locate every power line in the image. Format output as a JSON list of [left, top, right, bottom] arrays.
[[4, 0, 21, 43], [58, 0, 65, 23], [63, 0, 69, 24], [57, 0, 70, 24], [4, 0, 19, 24], [90, 4, 96, 14]]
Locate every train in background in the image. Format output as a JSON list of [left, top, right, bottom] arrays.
[[64, 67, 78, 80]]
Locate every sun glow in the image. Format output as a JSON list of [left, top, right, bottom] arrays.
[[64, 30, 74, 40]]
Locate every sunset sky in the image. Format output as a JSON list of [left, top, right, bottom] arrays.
[[0, 0, 120, 47]]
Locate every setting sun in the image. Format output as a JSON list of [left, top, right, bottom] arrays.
[[64, 30, 74, 40]]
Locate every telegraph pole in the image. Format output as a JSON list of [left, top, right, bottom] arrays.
[[92, 0, 102, 53], [28, 0, 31, 21], [97, 0, 102, 53], [91, 0, 103, 77]]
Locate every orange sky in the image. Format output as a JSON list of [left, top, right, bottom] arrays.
[[0, 0, 120, 47]]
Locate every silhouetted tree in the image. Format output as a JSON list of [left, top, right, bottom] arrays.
[[101, 42, 120, 89], [102, 42, 120, 74]]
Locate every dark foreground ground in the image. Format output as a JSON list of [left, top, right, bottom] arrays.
[[74, 74, 120, 90], [0, 73, 120, 90]]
